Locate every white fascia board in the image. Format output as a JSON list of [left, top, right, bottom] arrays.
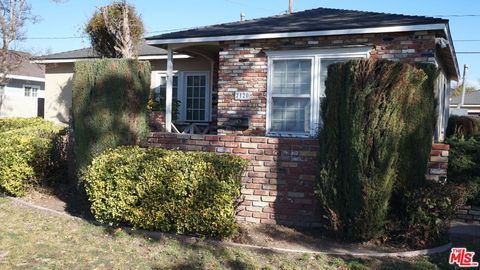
[[146, 23, 447, 45], [5, 74, 45, 82], [31, 54, 191, 64], [449, 104, 480, 108]]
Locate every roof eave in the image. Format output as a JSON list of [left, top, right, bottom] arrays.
[[32, 54, 192, 64], [146, 23, 447, 45]]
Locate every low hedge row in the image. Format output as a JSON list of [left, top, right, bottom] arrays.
[[0, 118, 66, 196], [83, 146, 248, 238]]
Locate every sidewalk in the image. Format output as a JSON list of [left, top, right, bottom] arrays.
[[449, 221, 480, 237]]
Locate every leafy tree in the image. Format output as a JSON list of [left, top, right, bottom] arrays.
[[85, 1, 145, 58], [452, 83, 477, 97], [0, 0, 39, 83]]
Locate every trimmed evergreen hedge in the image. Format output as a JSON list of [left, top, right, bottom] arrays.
[[84, 146, 248, 238], [316, 59, 438, 241], [0, 118, 66, 196], [72, 59, 151, 173]]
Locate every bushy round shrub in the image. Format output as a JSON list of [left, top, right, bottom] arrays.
[[84, 146, 248, 238], [0, 118, 66, 196], [400, 183, 467, 248]]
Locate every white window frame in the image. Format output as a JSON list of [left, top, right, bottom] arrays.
[[154, 71, 211, 123], [23, 84, 40, 98], [266, 47, 371, 137]]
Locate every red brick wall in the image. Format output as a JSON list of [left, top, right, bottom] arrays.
[[149, 133, 450, 227], [217, 31, 441, 135], [148, 132, 321, 227], [426, 143, 449, 182]]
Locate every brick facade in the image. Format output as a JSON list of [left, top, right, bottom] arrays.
[[149, 133, 451, 227], [426, 143, 449, 182], [217, 31, 441, 135], [148, 132, 321, 227], [147, 31, 449, 227]]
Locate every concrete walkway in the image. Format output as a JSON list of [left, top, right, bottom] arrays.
[[449, 221, 480, 237]]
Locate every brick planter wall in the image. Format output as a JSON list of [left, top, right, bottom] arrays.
[[148, 132, 321, 227], [456, 205, 480, 224], [426, 143, 449, 182]]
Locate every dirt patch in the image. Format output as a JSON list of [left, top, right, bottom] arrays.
[[231, 223, 416, 254], [23, 185, 92, 220], [21, 189, 448, 255]]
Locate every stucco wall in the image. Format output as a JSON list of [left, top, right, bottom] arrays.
[[0, 95, 39, 118], [0, 78, 44, 118], [44, 57, 212, 124]]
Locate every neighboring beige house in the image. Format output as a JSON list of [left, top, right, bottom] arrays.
[[0, 51, 45, 118], [36, 44, 210, 124]]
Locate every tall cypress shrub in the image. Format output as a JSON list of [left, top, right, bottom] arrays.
[[316, 59, 435, 241], [72, 59, 151, 174]]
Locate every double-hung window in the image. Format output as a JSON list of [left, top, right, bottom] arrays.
[[24, 85, 39, 97], [267, 48, 370, 137]]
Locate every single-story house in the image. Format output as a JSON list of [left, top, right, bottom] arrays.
[[35, 44, 204, 124], [450, 91, 480, 116], [0, 51, 45, 118], [40, 7, 458, 227]]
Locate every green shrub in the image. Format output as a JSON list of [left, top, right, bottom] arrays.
[[84, 146, 248, 238], [72, 59, 151, 174], [400, 183, 466, 248], [317, 59, 437, 241], [446, 116, 480, 138], [0, 118, 66, 196], [446, 135, 480, 205], [0, 117, 49, 132]]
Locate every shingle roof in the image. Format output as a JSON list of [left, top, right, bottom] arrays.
[[8, 51, 44, 78], [146, 7, 448, 40], [451, 91, 480, 106], [38, 44, 168, 60]]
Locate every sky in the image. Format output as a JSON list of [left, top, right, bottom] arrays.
[[18, 0, 480, 87]]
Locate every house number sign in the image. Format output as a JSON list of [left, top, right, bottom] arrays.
[[235, 91, 251, 100]]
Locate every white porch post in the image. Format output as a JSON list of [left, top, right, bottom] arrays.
[[165, 47, 173, 132]]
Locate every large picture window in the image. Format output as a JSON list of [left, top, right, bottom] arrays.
[[266, 48, 371, 137]]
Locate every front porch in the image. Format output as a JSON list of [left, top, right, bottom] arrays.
[[149, 44, 221, 135]]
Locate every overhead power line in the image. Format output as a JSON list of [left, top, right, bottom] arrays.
[[456, 52, 480, 54], [430, 14, 480, 17]]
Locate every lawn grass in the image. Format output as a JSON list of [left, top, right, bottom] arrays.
[[0, 197, 476, 269]]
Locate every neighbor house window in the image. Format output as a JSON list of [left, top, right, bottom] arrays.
[[24, 85, 39, 97], [266, 48, 371, 137]]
